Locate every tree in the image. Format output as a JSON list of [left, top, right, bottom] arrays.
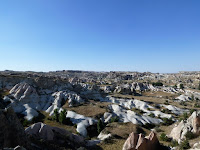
[[59, 109, 67, 124], [179, 139, 190, 149], [173, 85, 177, 89], [191, 95, 194, 101], [160, 133, 170, 142], [152, 82, 163, 86], [97, 119, 105, 134], [53, 109, 59, 122], [180, 84, 184, 90]]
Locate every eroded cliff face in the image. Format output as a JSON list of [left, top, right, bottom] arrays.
[[0, 107, 28, 149]]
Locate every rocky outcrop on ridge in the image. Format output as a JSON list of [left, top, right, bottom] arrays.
[[122, 131, 160, 150], [4, 82, 85, 120]]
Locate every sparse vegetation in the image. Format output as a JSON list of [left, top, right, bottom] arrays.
[[194, 103, 200, 108], [149, 113, 155, 118], [97, 119, 105, 134], [180, 101, 187, 106], [170, 140, 179, 147], [179, 139, 190, 150], [191, 95, 194, 101], [59, 109, 67, 124], [160, 133, 170, 142], [164, 100, 169, 105], [179, 112, 188, 121], [152, 82, 163, 86], [185, 131, 195, 140], [22, 119, 31, 127], [131, 108, 144, 115], [173, 85, 177, 89], [142, 123, 155, 129], [53, 109, 59, 122], [180, 84, 184, 90], [190, 109, 196, 114], [110, 116, 119, 123], [162, 117, 174, 126], [161, 108, 171, 114]]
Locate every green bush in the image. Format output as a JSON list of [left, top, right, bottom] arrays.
[[53, 109, 59, 122], [179, 112, 188, 121], [161, 108, 171, 114], [170, 140, 178, 147], [23, 119, 31, 127], [97, 119, 105, 134], [190, 109, 196, 114], [160, 133, 170, 142], [142, 123, 155, 129], [149, 113, 155, 118], [194, 103, 200, 108], [180, 84, 184, 90], [164, 100, 169, 105], [179, 140, 190, 150], [183, 112, 188, 120], [162, 117, 174, 126], [180, 101, 187, 106], [110, 116, 119, 123], [191, 95, 194, 101], [185, 131, 195, 140], [154, 126, 163, 132], [59, 109, 67, 124], [152, 82, 163, 86]]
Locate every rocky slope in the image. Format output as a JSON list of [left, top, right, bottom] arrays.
[[1, 70, 200, 149]]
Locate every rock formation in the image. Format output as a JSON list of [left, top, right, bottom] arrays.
[[122, 131, 160, 150], [4, 82, 85, 119], [170, 111, 200, 142], [25, 122, 85, 149], [66, 111, 97, 137]]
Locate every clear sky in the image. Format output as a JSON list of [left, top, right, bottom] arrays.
[[0, 0, 200, 73]]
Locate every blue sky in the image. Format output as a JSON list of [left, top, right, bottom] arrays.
[[0, 0, 200, 73]]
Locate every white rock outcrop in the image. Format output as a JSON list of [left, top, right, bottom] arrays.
[[66, 111, 97, 137], [45, 91, 84, 115], [25, 122, 85, 145], [108, 104, 162, 125], [5, 82, 85, 120], [169, 111, 200, 143], [103, 96, 172, 119]]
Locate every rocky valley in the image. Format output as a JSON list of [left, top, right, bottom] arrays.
[[1, 70, 200, 150]]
